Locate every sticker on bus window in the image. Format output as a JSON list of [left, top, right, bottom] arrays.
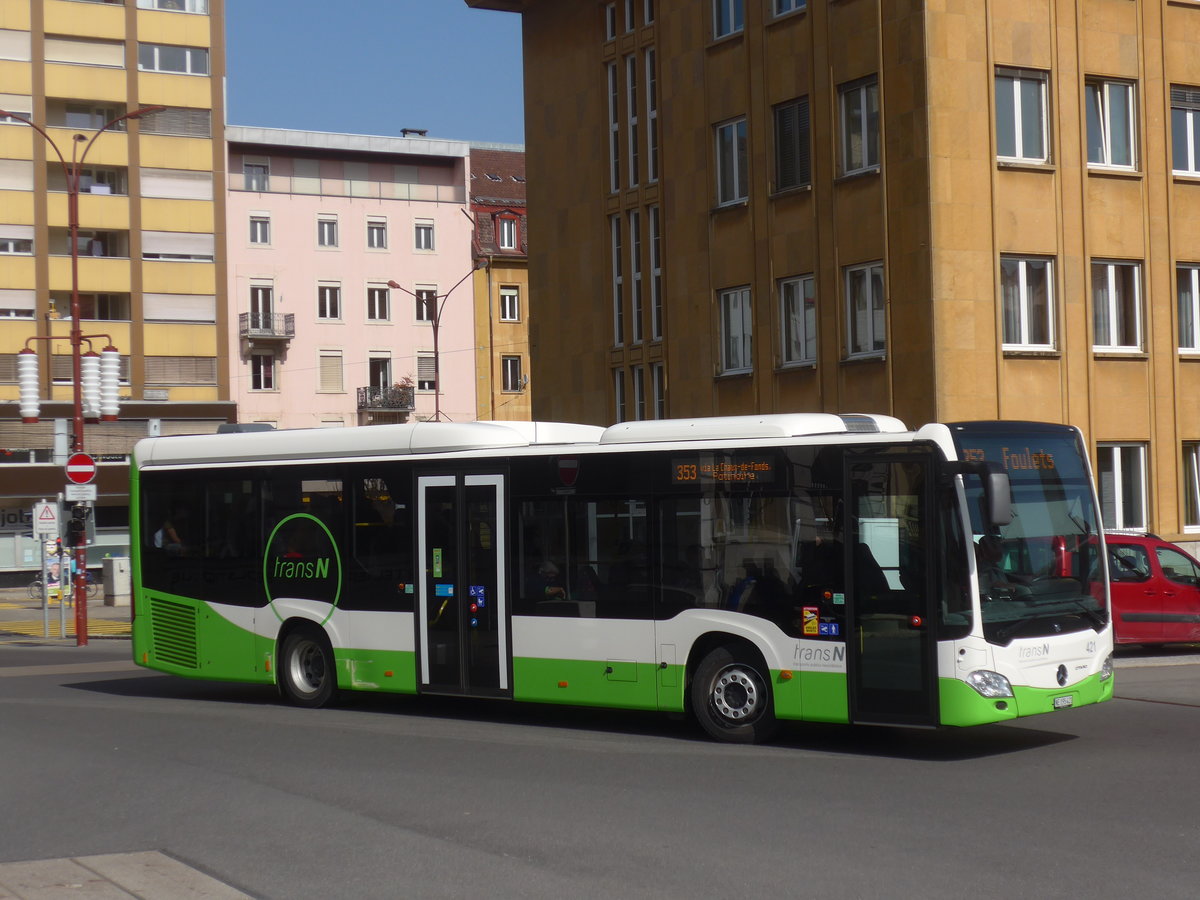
[[803, 607, 819, 635], [819, 622, 840, 636], [433, 548, 443, 578], [470, 585, 486, 598], [832, 593, 845, 605], [435, 583, 455, 598]]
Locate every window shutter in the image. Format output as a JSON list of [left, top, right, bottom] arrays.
[[0, 159, 34, 191], [44, 37, 124, 67], [144, 357, 217, 385], [0, 93, 32, 115], [319, 353, 343, 392], [417, 354, 437, 387], [143, 293, 216, 322], [1172, 86, 1200, 110], [138, 107, 212, 137], [142, 231, 215, 257], [0, 289, 35, 312], [0, 29, 32, 62], [140, 168, 214, 200]]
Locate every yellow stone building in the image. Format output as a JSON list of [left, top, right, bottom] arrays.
[[0, 0, 228, 569], [469, 0, 1200, 547]]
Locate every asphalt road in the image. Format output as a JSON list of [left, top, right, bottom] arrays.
[[1, 642, 1197, 899]]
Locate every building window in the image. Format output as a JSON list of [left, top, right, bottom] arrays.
[[780, 275, 816, 365], [644, 0, 655, 25], [415, 287, 437, 323], [627, 54, 640, 188], [713, 0, 744, 39], [614, 369, 627, 422], [250, 352, 274, 391], [498, 216, 517, 250], [243, 163, 268, 192], [632, 366, 646, 420], [775, 96, 811, 191], [1185, 444, 1200, 530], [1092, 260, 1142, 351], [651, 362, 665, 419], [605, 2, 617, 40], [630, 210, 643, 343], [649, 205, 663, 340], [1180, 264, 1200, 352], [719, 286, 752, 374], [1172, 86, 1200, 176], [1086, 79, 1136, 170], [646, 49, 659, 183], [608, 62, 621, 192], [774, 0, 805, 14], [840, 78, 879, 175], [1000, 256, 1055, 349], [137, 42, 209, 75], [844, 262, 885, 358], [367, 285, 390, 322], [996, 68, 1048, 163], [502, 355, 523, 392], [317, 215, 338, 248], [137, 105, 212, 137], [716, 118, 748, 205], [137, 0, 210, 12], [0, 235, 33, 254], [318, 351, 343, 393], [611, 215, 624, 345], [417, 352, 436, 391], [1097, 443, 1147, 532], [317, 283, 341, 320], [367, 217, 387, 249], [249, 215, 269, 245], [500, 286, 520, 322], [249, 283, 273, 327], [415, 219, 434, 251]]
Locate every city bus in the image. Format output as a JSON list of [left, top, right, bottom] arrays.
[[129, 414, 1113, 742]]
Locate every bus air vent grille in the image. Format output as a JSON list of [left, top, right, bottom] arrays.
[[150, 597, 199, 669]]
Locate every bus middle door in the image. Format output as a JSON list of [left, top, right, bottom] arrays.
[[417, 473, 509, 697], [845, 451, 940, 727]]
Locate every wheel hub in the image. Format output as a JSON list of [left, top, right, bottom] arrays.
[[712, 666, 760, 722]]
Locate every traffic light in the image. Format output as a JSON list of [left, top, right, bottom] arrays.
[[67, 504, 90, 546]]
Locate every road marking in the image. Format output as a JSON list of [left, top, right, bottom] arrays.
[[0, 619, 132, 642]]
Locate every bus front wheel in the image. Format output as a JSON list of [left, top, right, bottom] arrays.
[[690, 645, 777, 744], [278, 629, 336, 708]]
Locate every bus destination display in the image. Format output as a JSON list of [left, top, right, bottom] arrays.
[[672, 456, 775, 484]]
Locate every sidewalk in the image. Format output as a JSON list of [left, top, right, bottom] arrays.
[[0, 584, 131, 642]]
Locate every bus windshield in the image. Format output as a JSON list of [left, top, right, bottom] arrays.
[[952, 424, 1108, 645]]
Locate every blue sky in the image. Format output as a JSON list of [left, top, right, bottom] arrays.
[[225, 1, 525, 146]]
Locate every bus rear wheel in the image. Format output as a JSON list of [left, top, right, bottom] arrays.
[[690, 645, 777, 744], [278, 629, 336, 708]]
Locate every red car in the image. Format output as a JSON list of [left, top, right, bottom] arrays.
[[1105, 533, 1200, 645]]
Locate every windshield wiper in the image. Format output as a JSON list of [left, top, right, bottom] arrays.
[[1062, 596, 1106, 629], [996, 615, 1042, 643]]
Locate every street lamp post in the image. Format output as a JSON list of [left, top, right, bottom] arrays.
[[1, 104, 163, 644], [388, 260, 485, 421]]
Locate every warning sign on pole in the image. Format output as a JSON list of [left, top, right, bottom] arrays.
[[32, 500, 58, 537]]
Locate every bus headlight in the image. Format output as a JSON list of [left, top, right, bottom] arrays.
[[966, 670, 1014, 698], [1100, 654, 1114, 681]]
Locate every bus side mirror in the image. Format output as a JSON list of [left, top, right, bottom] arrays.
[[983, 468, 1013, 527], [946, 460, 1013, 527]]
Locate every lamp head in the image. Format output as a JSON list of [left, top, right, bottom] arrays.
[[386, 280, 401, 290]]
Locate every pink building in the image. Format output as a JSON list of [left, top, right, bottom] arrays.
[[226, 126, 477, 427]]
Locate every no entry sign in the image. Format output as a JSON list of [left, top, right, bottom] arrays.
[[65, 452, 97, 485]]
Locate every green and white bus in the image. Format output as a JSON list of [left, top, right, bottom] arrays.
[[130, 414, 1113, 742]]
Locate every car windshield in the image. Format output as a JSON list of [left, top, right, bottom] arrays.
[[953, 426, 1109, 645]]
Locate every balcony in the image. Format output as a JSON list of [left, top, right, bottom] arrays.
[[239, 311, 294, 341], [357, 384, 415, 412]]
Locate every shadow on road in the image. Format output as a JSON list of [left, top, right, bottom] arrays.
[[68, 672, 1076, 761]]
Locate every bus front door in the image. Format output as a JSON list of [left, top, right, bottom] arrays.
[[845, 453, 939, 727], [417, 474, 509, 696]]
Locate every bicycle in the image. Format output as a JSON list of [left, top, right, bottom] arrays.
[[27, 569, 99, 601]]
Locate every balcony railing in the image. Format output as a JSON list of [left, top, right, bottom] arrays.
[[239, 312, 295, 340], [228, 172, 466, 204], [357, 384, 415, 411]]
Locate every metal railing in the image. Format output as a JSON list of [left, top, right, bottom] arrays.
[[238, 312, 295, 339], [228, 172, 465, 204], [357, 384, 415, 411]]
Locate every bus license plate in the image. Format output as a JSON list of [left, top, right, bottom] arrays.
[[1053, 696, 1074, 709]]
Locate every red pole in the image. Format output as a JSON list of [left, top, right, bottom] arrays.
[[68, 139, 88, 646]]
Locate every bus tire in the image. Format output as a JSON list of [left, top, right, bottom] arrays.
[[278, 628, 336, 708], [690, 645, 777, 744]]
